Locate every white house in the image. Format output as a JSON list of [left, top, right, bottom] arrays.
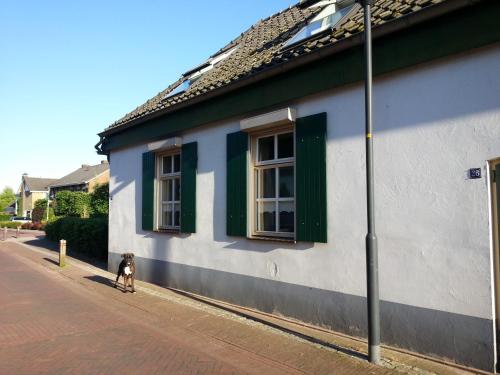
[[97, 0, 500, 371]]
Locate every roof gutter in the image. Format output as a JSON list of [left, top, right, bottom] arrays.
[[99, 0, 482, 139]]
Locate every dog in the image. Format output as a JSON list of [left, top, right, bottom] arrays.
[[114, 253, 136, 293]]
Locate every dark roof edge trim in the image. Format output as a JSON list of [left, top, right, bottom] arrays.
[[182, 62, 212, 78], [98, 0, 479, 139]]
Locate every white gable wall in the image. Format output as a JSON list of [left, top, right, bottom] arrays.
[[108, 43, 500, 370]]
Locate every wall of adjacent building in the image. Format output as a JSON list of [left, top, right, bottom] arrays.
[[108, 44, 500, 371], [21, 190, 47, 216], [88, 169, 110, 193]]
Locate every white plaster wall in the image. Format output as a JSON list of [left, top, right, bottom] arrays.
[[109, 44, 500, 321]]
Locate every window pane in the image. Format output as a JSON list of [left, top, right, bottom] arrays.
[[173, 154, 181, 173], [163, 156, 172, 174], [261, 168, 276, 198], [258, 202, 276, 232], [163, 204, 173, 227], [279, 167, 294, 197], [162, 179, 173, 202], [167, 180, 174, 202], [279, 201, 294, 233], [174, 178, 181, 201], [278, 133, 293, 159], [258, 136, 274, 161], [174, 203, 180, 227], [161, 180, 166, 202]]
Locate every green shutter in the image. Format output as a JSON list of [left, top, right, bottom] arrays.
[[181, 142, 197, 233], [142, 151, 156, 231], [227, 131, 248, 237], [296, 113, 327, 243]]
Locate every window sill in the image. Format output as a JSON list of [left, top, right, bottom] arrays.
[[248, 235, 296, 244], [155, 228, 181, 235]]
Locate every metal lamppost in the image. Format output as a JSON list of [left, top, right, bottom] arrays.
[[357, 0, 381, 365]]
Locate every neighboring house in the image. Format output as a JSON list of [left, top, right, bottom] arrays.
[[18, 175, 57, 218], [96, 0, 500, 371], [4, 200, 17, 215], [49, 161, 109, 198]]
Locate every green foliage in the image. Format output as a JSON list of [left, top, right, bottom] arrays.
[[0, 221, 23, 229], [48, 207, 56, 221], [54, 191, 91, 218], [0, 214, 12, 221], [32, 199, 49, 223], [34, 199, 48, 209], [32, 206, 45, 223], [89, 183, 109, 217], [0, 187, 15, 212], [45, 217, 108, 261]]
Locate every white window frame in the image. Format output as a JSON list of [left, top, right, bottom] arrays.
[[249, 126, 295, 239], [283, 1, 355, 48], [156, 151, 181, 230]]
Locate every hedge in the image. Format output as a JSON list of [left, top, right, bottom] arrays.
[[45, 217, 108, 261], [0, 221, 23, 229], [0, 214, 12, 221]]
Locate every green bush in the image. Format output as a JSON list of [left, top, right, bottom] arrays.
[[0, 221, 23, 229], [54, 191, 91, 217], [0, 214, 12, 221], [89, 183, 109, 217], [34, 199, 48, 209], [45, 217, 108, 261], [32, 206, 45, 223]]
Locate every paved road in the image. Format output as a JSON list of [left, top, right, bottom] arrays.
[[0, 241, 391, 375]]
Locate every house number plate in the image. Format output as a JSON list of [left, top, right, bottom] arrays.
[[469, 168, 481, 179]]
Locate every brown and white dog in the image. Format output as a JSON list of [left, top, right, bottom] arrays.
[[114, 253, 136, 293]]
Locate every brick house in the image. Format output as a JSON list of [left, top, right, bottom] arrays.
[[49, 161, 109, 198], [18, 175, 57, 218]]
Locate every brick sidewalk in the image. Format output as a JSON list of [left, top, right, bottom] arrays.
[[0, 240, 397, 375]]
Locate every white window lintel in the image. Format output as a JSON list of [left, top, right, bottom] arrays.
[[148, 137, 183, 152], [240, 108, 296, 132]]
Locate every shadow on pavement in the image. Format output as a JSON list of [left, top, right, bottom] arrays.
[[84, 275, 132, 294], [169, 288, 369, 361], [43, 257, 59, 266], [84, 275, 114, 287], [23, 237, 107, 271]]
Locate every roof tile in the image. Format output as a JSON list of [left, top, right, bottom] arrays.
[[106, 0, 448, 132]]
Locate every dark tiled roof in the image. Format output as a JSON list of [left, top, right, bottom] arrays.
[[106, 0, 448, 132], [24, 177, 58, 192], [50, 162, 109, 188]]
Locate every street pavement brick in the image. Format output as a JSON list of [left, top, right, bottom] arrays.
[[0, 240, 397, 374]]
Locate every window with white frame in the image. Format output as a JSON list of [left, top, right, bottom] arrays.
[[252, 129, 295, 238], [158, 152, 181, 229], [283, 1, 355, 48]]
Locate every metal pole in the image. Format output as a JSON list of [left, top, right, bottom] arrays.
[[359, 0, 381, 364]]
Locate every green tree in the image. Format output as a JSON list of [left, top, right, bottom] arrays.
[[34, 198, 47, 209], [89, 183, 109, 217], [0, 187, 15, 212], [32, 199, 48, 222]]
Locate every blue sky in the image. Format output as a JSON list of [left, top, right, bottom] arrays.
[[0, 0, 294, 191]]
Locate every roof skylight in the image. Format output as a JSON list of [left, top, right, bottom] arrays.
[[164, 46, 238, 100], [284, 0, 354, 48], [165, 80, 191, 99]]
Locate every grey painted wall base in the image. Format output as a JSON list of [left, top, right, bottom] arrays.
[[109, 252, 494, 371]]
